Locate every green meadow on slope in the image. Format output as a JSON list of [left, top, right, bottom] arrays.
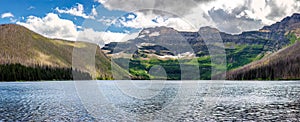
[[115, 43, 265, 80], [227, 35, 300, 80]]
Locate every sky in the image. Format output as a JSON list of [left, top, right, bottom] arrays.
[[1, 0, 300, 46]]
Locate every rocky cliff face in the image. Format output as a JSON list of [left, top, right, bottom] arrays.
[[261, 13, 300, 32], [103, 13, 300, 59]]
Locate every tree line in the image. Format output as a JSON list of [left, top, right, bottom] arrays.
[[227, 55, 300, 80], [0, 63, 92, 81]]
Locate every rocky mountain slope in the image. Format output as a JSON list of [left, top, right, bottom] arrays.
[[103, 14, 300, 60], [102, 13, 300, 80]]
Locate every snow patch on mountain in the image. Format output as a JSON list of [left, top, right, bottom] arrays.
[[149, 32, 160, 37]]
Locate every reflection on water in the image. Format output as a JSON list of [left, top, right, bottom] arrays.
[[0, 81, 299, 121]]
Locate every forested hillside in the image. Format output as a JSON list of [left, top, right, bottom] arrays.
[[227, 39, 300, 80], [0, 24, 116, 81]]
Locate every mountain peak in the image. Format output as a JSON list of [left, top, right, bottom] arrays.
[[1, 24, 28, 32], [281, 13, 300, 22], [291, 13, 300, 18], [199, 26, 219, 32], [261, 13, 300, 32], [1, 24, 19, 27], [140, 26, 175, 32], [139, 26, 178, 37]]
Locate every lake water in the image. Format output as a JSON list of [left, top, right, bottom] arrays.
[[0, 81, 299, 121]]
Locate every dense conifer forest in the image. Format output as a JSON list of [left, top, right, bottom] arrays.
[[227, 41, 300, 80], [0, 64, 92, 81]]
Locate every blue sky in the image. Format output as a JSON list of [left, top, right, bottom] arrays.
[[0, 0, 128, 32], [0, 0, 142, 44], [1, 0, 299, 44]]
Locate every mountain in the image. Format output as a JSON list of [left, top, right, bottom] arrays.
[[261, 13, 300, 33], [226, 38, 300, 80], [2, 13, 299, 81], [102, 13, 300, 80], [0, 24, 119, 81], [226, 13, 300, 80]]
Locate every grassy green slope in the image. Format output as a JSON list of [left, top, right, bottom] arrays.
[[0, 24, 120, 80], [226, 34, 300, 80], [121, 43, 265, 80]]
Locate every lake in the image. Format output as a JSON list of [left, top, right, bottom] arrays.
[[0, 81, 299, 121]]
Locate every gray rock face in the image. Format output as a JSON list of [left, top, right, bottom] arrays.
[[102, 14, 300, 58]]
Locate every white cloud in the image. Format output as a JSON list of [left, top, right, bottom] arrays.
[[55, 3, 97, 19], [96, 0, 300, 33], [127, 14, 136, 19], [95, 0, 211, 16], [98, 17, 117, 26], [118, 12, 198, 31], [203, 0, 300, 33], [17, 13, 78, 41], [17, 13, 136, 45], [1, 12, 14, 18], [78, 28, 139, 46], [91, 5, 98, 17], [27, 6, 35, 10], [101, 31, 138, 43], [9, 18, 17, 23]]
